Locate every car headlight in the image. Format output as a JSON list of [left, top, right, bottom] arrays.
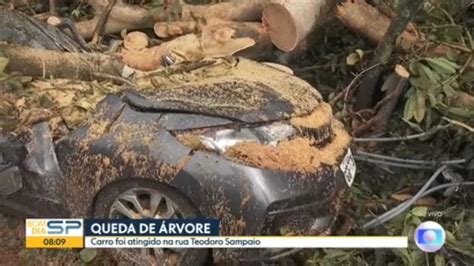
[[199, 122, 295, 154]]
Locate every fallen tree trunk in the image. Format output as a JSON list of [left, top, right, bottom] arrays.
[[1, 44, 124, 80], [262, 0, 338, 52], [77, 0, 269, 40]]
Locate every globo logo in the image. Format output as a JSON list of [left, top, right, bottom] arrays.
[[414, 221, 446, 252]]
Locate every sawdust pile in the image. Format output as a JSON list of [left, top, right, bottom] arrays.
[[225, 121, 351, 173], [290, 102, 333, 129], [176, 133, 208, 150]]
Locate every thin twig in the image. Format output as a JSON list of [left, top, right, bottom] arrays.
[[442, 117, 474, 132], [344, 63, 382, 109], [91, 0, 117, 45], [92, 72, 138, 89], [295, 63, 347, 72], [330, 63, 381, 107]]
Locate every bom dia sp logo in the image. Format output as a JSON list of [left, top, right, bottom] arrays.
[[26, 219, 84, 248], [414, 221, 446, 252]]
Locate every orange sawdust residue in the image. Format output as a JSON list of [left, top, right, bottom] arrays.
[[176, 133, 207, 150], [226, 137, 321, 173], [290, 102, 333, 129], [225, 120, 351, 173]]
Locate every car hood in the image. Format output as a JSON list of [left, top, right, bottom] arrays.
[[128, 58, 324, 123]]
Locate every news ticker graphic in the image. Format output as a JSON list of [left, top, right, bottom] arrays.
[[26, 219, 409, 249], [83, 236, 407, 249]]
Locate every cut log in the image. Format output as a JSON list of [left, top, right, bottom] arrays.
[[181, 1, 268, 22], [262, 0, 337, 52], [122, 30, 255, 71], [123, 31, 149, 51], [78, 0, 269, 40], [154, 21, 198, 39], [1, 44, 124, 80], [76, 2, 157, 40], [336, 0, 422, 52], [154, 18, 273, 60]]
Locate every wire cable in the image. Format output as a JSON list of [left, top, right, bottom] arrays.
[[362, 165, 447, 229]]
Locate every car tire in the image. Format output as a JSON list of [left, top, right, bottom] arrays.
[[92, 179, 209, 266]]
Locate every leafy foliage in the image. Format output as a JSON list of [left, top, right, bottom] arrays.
[[404, 57, 463, 125]]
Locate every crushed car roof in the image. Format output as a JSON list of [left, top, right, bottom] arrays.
[[131, 58, 324, 123]]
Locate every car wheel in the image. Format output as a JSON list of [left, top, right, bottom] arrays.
[[92, 179, 209, 266]]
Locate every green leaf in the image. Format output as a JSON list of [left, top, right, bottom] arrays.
[[404, 94, 416, 121], [381, 73, 398, 92], [427, 92, 438, 107], [410, 77, 436, 89], [419, 63, 440, 82], [442, 84, 456, 97], [414, 90, 427, 123], [424, 58, 459, 75], [436, 58, 461, 69], [402, 118, 423, 132], [411, 206, 428, 217], [0, 57, 9, 73]]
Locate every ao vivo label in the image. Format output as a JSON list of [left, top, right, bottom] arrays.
[[26, 219, 84, 248]]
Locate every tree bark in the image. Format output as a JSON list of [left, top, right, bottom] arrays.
[[336, 0, 421, 52], [1, 44, 123, 80]]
